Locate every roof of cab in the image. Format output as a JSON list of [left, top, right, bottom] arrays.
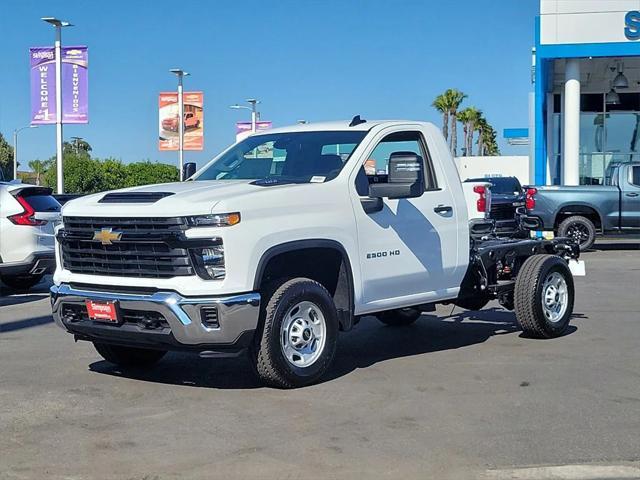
[[262, 119, 431, 135]]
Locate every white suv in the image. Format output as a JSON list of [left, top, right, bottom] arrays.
[[0, 182, 61, 290]]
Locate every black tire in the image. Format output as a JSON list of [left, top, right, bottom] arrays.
[[557, 215, 596, 251], [454, 295, 490, 311], [0, 273, 44, 291], [93, 342, 166, 367], [252, 278, 339, 389], [376, 308, 421, 326], [514, 254, 574, 338]]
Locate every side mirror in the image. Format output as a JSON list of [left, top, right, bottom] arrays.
[[183, 162, 197, 180], [368, 152, 424, 199]]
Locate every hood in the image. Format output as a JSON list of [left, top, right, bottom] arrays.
[[61, 180, 294, 217]]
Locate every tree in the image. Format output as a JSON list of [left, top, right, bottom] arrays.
[[63, 139, 92, 155], [457, 106, 482, 156], [0, 132, 14, 179], [473, 116, 500, 156], [124, 161, 179, 187], [432, 89, 467, 156], [432, 94, 450, 142], [28, 159, 52, 185]]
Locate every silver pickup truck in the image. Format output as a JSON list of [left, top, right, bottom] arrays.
[[526, 162, 640, 250]]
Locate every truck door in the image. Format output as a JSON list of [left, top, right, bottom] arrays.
[[621, 165, 640, 228], [349, 128, 461, 310]]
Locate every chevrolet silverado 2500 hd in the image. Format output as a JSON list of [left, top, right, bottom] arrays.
[[51, 119, 582, 388]]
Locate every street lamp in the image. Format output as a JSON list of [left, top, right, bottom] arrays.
[[13, 125, 38, 180], [169, 68, 190, 181], [42, 17, 73, 194], [230, 99, 260, 132]]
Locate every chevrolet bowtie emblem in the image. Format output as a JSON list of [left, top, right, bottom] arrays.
[[93, 228, 123, 245]]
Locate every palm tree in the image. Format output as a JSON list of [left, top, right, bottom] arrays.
[[457, 106, 482, 156], [444, 89, 467, 157], [432, 94, 450, 142], [475, 116, 488, 155], [28, 159, 51, 186]]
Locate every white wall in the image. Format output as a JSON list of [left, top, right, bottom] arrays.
[[540, 0, 640, 45], [454, 156, 531, 185]]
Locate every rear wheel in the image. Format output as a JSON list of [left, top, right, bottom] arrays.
[[93, 343, 166, 367], [0, 273, 44, 291], [376, 308, 421, 326], [514, 254, 574, 338], [252, 278, 339, 388], [557, 215, 596, 251]]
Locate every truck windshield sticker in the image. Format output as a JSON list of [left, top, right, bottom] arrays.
[[310, 176, 326, 183]]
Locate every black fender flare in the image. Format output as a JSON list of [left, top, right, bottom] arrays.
[[252, 239, 356, 329]]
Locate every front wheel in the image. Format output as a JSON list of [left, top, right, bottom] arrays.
[[376, 308, 421, 326], [252, 278, 338, 388], [0, 273, 44, 291], [557, 215, 596, 251], [514, 254, 574, 338], [93, 343, 166, 367]]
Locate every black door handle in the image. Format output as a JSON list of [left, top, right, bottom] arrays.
[[434, 205, 453, 215], [626, 192, 639, 197]]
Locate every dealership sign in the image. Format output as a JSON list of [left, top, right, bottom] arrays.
[[235, 121, 272, 143], [625, 11, 640, 40], [159, 91, 204, 151], [29, 46, 89, 124]]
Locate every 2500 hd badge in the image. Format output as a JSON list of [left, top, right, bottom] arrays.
[[366, 249, 401, 259]]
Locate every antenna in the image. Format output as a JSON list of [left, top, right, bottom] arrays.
[[349, 115, 367, 127]]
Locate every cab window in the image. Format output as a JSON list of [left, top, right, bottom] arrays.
[[358, 131, 437, 194]]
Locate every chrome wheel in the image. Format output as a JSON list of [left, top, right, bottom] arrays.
[[541, 271, 568, 323], [280, 301, 326, 368]]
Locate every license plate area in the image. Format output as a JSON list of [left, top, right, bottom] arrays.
[[85, 300, 120, 323]]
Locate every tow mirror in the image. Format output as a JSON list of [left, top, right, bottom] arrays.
[[183, 162, 197, 180], [368, 152, 425, 199]]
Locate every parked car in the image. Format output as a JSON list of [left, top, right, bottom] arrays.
[[161, 112, 200, 132], [0, 182, 61, 290], [526, 162, 640, 250], [465, 176, 525, 235], [51, 119, 582, 388]]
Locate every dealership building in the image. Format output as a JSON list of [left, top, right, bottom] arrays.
[[532, 0, 640, 185]]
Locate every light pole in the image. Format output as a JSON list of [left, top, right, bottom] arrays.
[[230, 99, 260, 132], [169, 68, 189, 181], [42, 17, 73, 194], [13, 125, 38, 180]]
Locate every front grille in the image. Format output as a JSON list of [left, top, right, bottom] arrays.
[[490, 203, 517, 221], [60, 216, 194, 278]]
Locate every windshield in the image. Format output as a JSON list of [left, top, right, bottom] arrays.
[[194, 131, 367, 184], [467, 177, 522, 194]]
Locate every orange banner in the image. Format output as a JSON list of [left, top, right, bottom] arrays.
[[158, 91, 203, 151]]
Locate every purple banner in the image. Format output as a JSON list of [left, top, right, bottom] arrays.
[[30, 46, 88, 124]]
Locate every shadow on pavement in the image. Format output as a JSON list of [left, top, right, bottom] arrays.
[[0, 315, 54, 333], [87, 307, 580, 390], [594, 242, 639, 251], [0, 293, 49, 307]]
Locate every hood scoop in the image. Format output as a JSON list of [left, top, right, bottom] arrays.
[[98, 192, 175, 204]]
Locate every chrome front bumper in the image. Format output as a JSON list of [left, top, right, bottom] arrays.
[[50, 283, 261, 349]]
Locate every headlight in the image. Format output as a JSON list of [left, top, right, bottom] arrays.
[[187, 213, 240, 227], [192, 245, 225, 280]]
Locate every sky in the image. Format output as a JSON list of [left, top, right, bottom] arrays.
[[0, 0, 539, 170]]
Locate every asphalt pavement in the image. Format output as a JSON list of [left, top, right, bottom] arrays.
[[1, 239, 639, 479]]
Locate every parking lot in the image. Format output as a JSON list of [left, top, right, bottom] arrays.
[[1, 239, 640, 479]]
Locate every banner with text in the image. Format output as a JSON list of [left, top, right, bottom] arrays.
[[235, 121, 272, 143], [159, 91, 204, 151], [30, 46, 89, 124]]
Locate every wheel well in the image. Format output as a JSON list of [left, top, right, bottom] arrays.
[[555, 206, 601, 231], [255, 244, 355, 330]]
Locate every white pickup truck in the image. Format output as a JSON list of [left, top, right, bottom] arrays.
[[51, 119, 582, 388]]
